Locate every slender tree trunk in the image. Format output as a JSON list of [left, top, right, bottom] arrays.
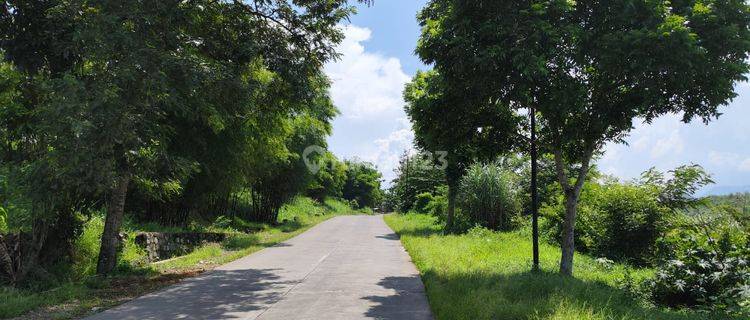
[[559, 191, 580, 275], [96, 174, 130, 275], [553, 145, 594, 277]]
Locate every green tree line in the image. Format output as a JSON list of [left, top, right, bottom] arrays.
[[0, 0, 382, 284]]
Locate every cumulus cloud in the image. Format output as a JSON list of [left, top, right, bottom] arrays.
[[650, 129, 685, 158], [325, 25, 411, 120], [325, 25, 415, 185]]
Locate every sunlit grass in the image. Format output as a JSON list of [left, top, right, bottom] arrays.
[[384, 213, 733, 320]]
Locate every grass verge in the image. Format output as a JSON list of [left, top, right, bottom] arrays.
[[384, 213, 737, 320], [1, 197, 364, 320]]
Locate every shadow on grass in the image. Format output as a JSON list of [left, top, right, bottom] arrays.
[[386, 217, 740, 320], [419, 268, 736, 320]]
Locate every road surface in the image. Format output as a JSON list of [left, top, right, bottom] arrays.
[[86, 215, 433, 320]]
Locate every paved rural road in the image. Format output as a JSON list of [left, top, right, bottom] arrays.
[[86, 215, 433, 320]]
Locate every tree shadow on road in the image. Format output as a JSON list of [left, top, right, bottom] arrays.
[[362, 276, 433, 320], [87, 268, 296, 320]]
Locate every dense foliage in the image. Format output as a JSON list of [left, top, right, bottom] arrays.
[[649, 232, 749, 315], [389, 152, 445, 213], [543, 166, 714, 266], [403, 70, 518, 229], [458, 163, 520, 231], [0, 0, 383, 284], [342, 159, 383, 209]]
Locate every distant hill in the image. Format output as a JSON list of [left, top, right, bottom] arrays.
[[700, 185, 750, 197]]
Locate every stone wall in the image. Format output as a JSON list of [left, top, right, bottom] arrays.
[[133, 232, 226, 262]]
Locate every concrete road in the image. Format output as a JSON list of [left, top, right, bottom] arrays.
[[86, 215, 433, 320]]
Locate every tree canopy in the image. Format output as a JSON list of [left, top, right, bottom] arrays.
[[0, 0, 374, 278]]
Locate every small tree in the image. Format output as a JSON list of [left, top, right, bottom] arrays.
[[390, 151, 445, 213], [404, 71, 518, 231], [342, 160, 383, 209]]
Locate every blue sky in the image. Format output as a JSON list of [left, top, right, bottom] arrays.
[[325, 1, 750, 194]]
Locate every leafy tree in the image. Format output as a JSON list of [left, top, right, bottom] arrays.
[[390, 151, 445, 213], [404, 70, 518, 230], [307, 152, 347, 201], [639, 164, 714, 210], [417, 0, 750, 275], [249, 87, 338, 223], [0, 0, 366, 277], [342, 159, 383, 209]]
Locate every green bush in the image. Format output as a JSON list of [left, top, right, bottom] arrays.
[[412, 192, 434, 214], [458, 163, 519, 230], [427, 194, 448, 219], [542, 182, 669, 265], [211, 215, 233, 230], [595, 184, 669, 265], [70, 215, 105, 279], [647, 232, 749, 315]]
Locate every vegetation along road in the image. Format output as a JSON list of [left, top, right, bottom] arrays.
[[85, 215, 432, 320]]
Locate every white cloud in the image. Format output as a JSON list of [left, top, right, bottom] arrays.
[[325, 25, 411, 120], [650, 129, 684, 158], [325, 25, 415, 185], [708, 151, 740, 166]]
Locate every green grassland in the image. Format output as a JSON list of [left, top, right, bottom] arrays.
[[384, 213, 736, 320]]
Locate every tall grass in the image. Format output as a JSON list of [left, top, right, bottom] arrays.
[[458, 163, 519, 230]]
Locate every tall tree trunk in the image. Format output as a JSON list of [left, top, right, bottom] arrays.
[[559, 192, 580, 275], [96, 174, 130, 275], [17, 219, 49, 284], [553, 146, 593, 277], [0, 234, 15, 284]]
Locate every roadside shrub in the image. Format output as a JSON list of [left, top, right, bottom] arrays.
[[70, 215, 104, 279], [542, 181, 669, 265], [412, 192, 434, 214], [647, 232, 749, 315], [211, 215, 233, 230], [427, 194, 448, 220], [458, 163, 519, 230], [594, 184, 669, 265]]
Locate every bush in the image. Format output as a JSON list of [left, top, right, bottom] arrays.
[[70, 215, 105, 279], [458, 163, 519, 230], [542, 182, 669, 265], [427, 194, 447, 219], [211, 215, 233, 230], [412, 192, 434, 214], [647, 232, 749, 315]]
